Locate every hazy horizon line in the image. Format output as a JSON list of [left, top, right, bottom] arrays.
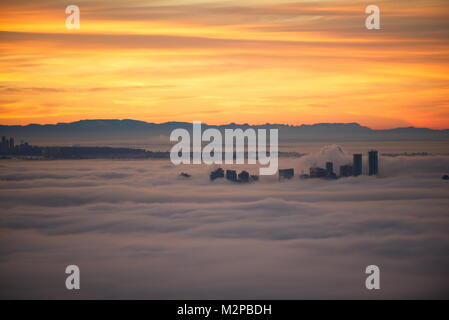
[[1, 118, 449, 131]]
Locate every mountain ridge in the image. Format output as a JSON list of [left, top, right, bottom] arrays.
[[2, 119, 447, 130], [1, 119, 448, 144]]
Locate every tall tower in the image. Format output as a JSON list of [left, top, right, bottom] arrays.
[[353, 154, 362, 176], [0, 136, 6, 153], [325, 162, 333, 175], [9, 137, 14, 153], [368, 150, 378, 176]]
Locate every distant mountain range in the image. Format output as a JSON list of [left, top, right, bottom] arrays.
[[1, 119, 449, 145]]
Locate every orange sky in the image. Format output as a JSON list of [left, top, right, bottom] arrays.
[[1, 0, 449, 129]]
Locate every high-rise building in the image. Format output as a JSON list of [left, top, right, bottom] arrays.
[[325, 162, 333, 175], [9, 137, 14, 153], [339, 164, 353, 177], [0, 136, 6, 153], [353, 154, 362, 176], [368, 150, 378, 176]]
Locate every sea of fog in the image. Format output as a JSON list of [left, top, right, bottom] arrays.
[[1, 145, 449, 299]]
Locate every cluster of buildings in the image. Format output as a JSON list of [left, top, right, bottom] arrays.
[[210, 168, 259, 183], [279, 150, 379, 180], [208, 150, 379, 183], [0, 136, 41, 156], [0, 136, 171, 159], [0, 136, 15, 153]]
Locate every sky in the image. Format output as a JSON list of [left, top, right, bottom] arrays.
[[1, 146, 449, 298], [1, 0, 449, 129]]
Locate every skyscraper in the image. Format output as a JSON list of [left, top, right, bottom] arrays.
[[368, 150, 378, 176], [326, 162, 334, 176], [0, 136, 6, 153], [353, 154, 362, 176], [9, 137, 14, 153]]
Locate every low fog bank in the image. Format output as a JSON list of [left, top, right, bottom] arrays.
[[0, 149, 449, 299]]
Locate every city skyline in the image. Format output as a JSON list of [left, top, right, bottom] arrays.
[[1, 134, 382, 181]]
